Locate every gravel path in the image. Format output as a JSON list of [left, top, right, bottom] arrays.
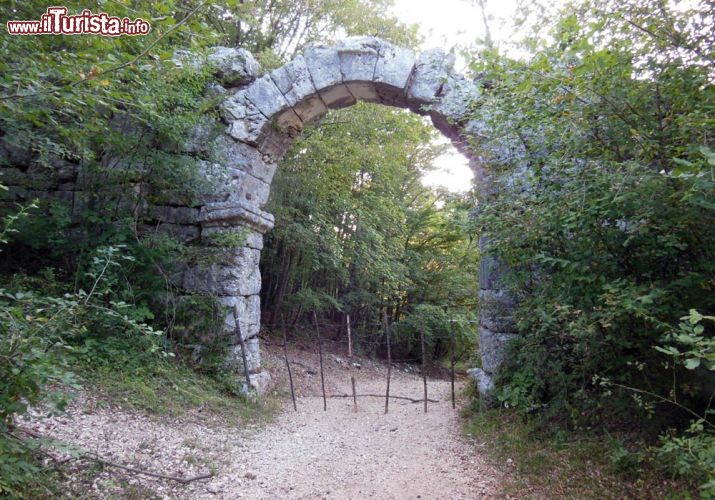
[[23, 343, 501, 499], [221, 371, 501, 499]]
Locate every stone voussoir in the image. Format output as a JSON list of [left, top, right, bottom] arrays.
[[406, 48, 456, 111], [337, 37, 385, 104], [303, 44, 355, 109], [270, 55, 328, 124], [432, 73, 481, 123], [373, 42, 416, 105], [244, 74, 303, 132]]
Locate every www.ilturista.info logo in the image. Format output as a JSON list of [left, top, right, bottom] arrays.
[[6, 7, 151, 36]]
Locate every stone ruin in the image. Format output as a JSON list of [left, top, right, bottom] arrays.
[[1, 37, 516, 398]]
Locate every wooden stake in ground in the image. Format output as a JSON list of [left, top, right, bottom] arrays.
[[450, 313, 456, 409], [312, 310, 327, 411], [233, 310, 252, 391], [281, 314, 297, 411], [347, 313, 357, 411], [420, 325, 428, 413], [346, 313, 353, 359], [384, 310, 392, 414]]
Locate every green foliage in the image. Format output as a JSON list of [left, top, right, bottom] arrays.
[[657, 310, 715, 372], [204, 0, 420, 61], [464, 408, 690, 497], [652, 311, 715, 496], [466, 0, 714, 490], [658, 419, 715, 497], [1, 1, 219, 169], [0, 198, 38, 249], [391, 304, 476, 362], [0, 245, 167, 495], [261, 102, 478, 355], [285, 287, 343, 313]]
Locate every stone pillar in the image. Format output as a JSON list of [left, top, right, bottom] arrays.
[[181, 201, 275, 394], [468, 234, 517, 404]]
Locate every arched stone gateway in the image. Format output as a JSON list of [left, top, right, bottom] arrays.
[[179, 37, 513, 396], [0, 37, 514, 398]]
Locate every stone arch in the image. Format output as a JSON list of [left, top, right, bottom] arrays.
[[0, 36, 510, 397], [219, 37, 480, 165], [177, 37, 506, 394]]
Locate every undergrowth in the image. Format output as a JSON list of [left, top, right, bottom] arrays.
[[463, 400, 695, 498], [81, 358, 276, 423]]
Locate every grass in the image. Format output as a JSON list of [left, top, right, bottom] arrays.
[[80, 358, 279, 424], [463, 402, 693, 498]]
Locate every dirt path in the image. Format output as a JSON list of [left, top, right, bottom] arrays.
[[23, 342, 501, 499]]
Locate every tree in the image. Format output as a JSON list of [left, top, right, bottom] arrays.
[[203, 0, 420, 66], [261, 102, 478, 358], [466, 0, 714, 490]]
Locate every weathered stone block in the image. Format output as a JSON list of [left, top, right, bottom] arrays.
[[220, 91, 269, 146], [207, 46, 261, 87], [270, 56, 328, 124], [247, 370, 272, 395], [374, 43, 415, 90], [210, 136, 277, 184], [229, 336, 261, 370], [27, 189, 75, 205], [181, 116, 221, 154], [479, 253, 510, 291], [244, 75, 302, 131], [256, 129, 294, 161], [478, 289, 516, 332], [432, 74, 480, 122], [218, 294, 261, 340], [406, 48, 455, 109], [144, 223, 201, 243], [200, 161, 271, 207], [182, 248, 262, 296], [319, 84, 356, 109], [303, 45, 342, 89], [1, 136, 33, 166], [198, 201, 275, 234], [28, 159, 77, 182], [336, 36, 381, 82], [270, 55, 316, 105], [147, 205, 200, 224], [467, 367, 495, 394], [479, 327, 517, 374], [346, 82, 381, 103]]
